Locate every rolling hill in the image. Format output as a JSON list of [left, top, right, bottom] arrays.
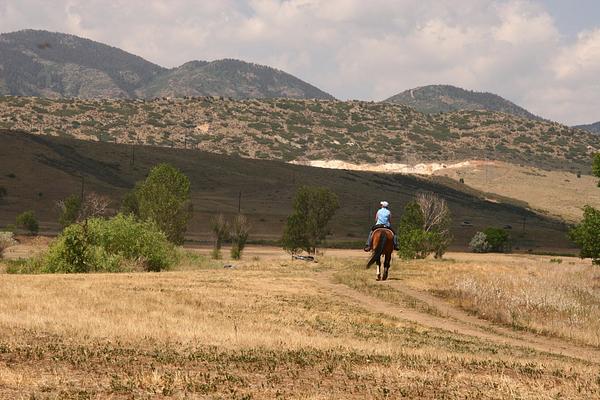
[[0, 30, 333, 100], [574, 121, 600, 135], [0, 29, 164, 98], [385, 85, 540, 120], [140, 59, 334, 100], [0, 130, 573, 250], [0, 96, 597, 172]]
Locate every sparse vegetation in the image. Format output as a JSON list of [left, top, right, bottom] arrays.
[[282, 186, 339, 254]]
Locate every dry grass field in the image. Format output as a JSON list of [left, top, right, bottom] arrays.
[[434, 161, 600, 222], [1, 245, 600, 399]]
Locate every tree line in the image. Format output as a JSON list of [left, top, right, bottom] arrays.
[[2, 152, 600, 269]]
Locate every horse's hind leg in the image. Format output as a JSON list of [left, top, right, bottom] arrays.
[[376, 260, 381, 281], [382, 254, 391, 281]]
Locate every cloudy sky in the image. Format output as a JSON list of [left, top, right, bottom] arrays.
[[0, 0, 599, 125]]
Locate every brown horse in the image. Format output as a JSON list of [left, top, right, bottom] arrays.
[[366, 228, 395, 281]]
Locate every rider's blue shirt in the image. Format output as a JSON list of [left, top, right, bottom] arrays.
[[376, 208, 391, 227]]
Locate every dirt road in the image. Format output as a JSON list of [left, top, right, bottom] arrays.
[[321, 273, 600, 364]]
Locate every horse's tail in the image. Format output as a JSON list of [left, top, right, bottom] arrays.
[[367, 231, 387, 268]]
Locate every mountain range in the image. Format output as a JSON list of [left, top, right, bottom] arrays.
[[0, 30, 333, 100], [384, 85, 540, 120], [574, 121, 600, 135]]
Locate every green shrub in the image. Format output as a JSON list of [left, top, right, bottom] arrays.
[[570, 206, 600, 265], [45, 223, 94, 273], [87, 214, 176, 271], [16, 211, 39, 235], [22, 214, 175, 274], [483, 227, 511, 253]]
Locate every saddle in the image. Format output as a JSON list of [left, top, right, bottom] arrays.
[[371, 224, 395, 234]]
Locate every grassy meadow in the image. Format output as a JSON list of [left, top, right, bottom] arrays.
[[1, 245, 599, 399]]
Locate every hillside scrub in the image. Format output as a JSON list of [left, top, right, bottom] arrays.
[[1, 96, 598, 171], [13, 214, 176, 274]]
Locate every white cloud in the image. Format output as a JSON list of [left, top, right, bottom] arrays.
[[0, 0, 599, 124]]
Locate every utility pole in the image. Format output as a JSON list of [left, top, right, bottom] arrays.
[[238, 191, 242, 214], [80, 175, 85, 200]]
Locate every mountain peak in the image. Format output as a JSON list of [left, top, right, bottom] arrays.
[[384, 84, 540, 120], [0, 30, 334, 100]]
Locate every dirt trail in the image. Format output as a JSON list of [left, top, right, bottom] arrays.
[[320, 274, 600, 364]]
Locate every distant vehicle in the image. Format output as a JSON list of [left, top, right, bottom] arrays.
[[461, 221, 472, 226], [503, 225, 512, 230]]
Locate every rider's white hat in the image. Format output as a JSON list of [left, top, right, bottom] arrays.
[[380, 201, 389, 207]]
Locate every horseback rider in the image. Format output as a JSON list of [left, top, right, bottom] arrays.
[[364, 201, 400, 251]]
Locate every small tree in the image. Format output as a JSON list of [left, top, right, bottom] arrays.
[[0, 231, 17, 259], [230, 214, 251, 260], [58, 192, 110, 229], [135, 163, 192, 245], [569, 206, 600, 265], [210, 214, 229, 259], [16, 211, 39, 235], [594, 153, 600, 187], [282, 186, 339, 254], [483, 227, 511, 252], [121, 189, 140, 216], [57, 194, 82, 228], [416, 192, 452, 258], [397, 193, 452, 259], [469, 232, 491, 253]]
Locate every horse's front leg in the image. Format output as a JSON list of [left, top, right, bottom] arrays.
[[376, 260, 381, 281]]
